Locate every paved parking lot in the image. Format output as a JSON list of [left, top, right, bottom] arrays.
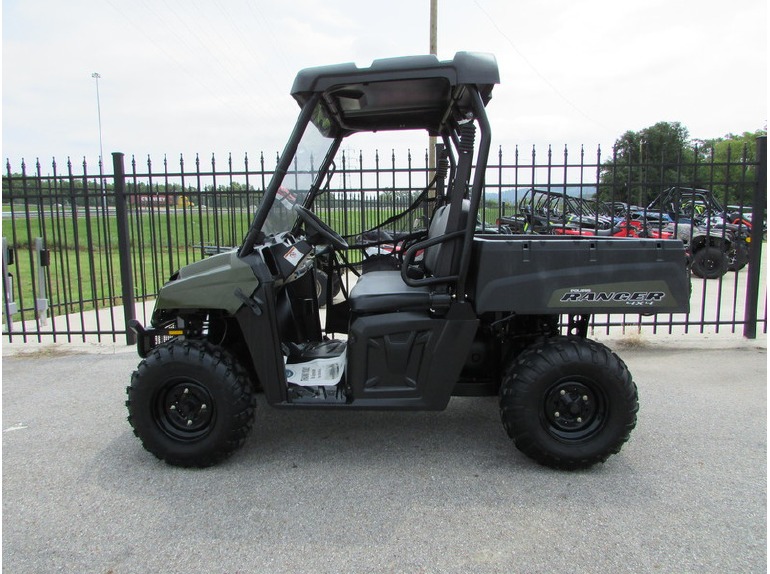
[[2, 336, 766, 573]]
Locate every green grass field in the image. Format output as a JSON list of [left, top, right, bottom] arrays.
[[4, 202, 485, 324]]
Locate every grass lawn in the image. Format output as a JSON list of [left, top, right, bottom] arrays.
[[3, 203, 464, 323]]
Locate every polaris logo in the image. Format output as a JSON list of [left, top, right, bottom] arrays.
[[560, 289, 666, 305]]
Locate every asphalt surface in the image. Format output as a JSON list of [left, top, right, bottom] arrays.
[[1, 336, 767, 574]]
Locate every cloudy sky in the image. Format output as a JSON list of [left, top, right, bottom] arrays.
[[2, 0, 767, 169]]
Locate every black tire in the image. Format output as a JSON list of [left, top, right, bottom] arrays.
[[315, 270, 329, 307], [690, 245, 728, 279], [499, 337, 638, 470], [315, 270, 341, 307], [126, 339, 256, 467]]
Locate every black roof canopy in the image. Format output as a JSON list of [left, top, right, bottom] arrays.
[[290, 52, 499, 136]]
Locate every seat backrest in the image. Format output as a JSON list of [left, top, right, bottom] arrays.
[[423, 200, 469, 277], [403, 124, 475, 286]]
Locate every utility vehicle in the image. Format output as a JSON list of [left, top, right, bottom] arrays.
[[127, 52, 690, 470], [496, 188, 672, 238], [648, 187, 751, 278]]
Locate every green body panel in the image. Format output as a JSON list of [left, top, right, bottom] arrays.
[[154, 250, 258, 315]]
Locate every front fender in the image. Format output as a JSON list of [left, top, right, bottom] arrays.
[[152, 250, 259, 323], [690, 232, 731, 253]]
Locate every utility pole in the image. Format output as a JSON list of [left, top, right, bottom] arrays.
[[428, 0, 438, 193]]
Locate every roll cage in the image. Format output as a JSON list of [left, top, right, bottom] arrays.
[[239, 52, 500, 280]]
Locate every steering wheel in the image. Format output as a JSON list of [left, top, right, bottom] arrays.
[[294, 205, 349, 250]]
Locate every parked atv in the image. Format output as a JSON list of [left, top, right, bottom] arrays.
[[498, 188, 671, 239], [127, 52, 689, 471], [647, 187, 751, 278]]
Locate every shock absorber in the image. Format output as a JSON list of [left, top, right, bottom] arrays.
[[459, 122, 476, 155], [435, 151, 449, 199]]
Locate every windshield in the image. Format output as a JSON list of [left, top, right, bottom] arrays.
[[260, 116, 336, 237]]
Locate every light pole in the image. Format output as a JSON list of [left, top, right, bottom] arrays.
[[92, 72, 104, 167], [92, 72, 107, 210]]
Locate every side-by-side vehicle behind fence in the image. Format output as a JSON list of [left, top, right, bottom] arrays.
[[496, 186, 752, 280], [127, 52, 690, 470]]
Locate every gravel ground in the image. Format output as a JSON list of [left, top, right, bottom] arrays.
[[2, 338, 766, 574]]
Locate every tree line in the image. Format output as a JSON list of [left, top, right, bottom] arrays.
[[4, 123, 765, 210], [597, 122, 766, 208]]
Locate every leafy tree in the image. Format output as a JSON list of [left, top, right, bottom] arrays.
[[600, 122, 766, 210], [599, 121, 695, 207], [693, 130, 767, 207]]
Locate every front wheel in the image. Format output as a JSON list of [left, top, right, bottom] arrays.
[[314, 270, 343, 307], [126, 339, 257, 467], [315, 269, 329, 307], [499, 337, 638, 470]]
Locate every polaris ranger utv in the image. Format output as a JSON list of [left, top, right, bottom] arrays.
[[127, 52, 690, 470]]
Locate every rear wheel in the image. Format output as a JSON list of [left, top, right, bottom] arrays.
[[126, 339, 256, 467], [690, 245, 728, 279], [499, 337, 638, 470]]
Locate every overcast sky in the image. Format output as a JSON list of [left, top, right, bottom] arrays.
[[2, 0, 767, 170]]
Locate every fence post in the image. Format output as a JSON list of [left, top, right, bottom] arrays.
[[112, 152, 136, 345], [743, 136, 766, 339]]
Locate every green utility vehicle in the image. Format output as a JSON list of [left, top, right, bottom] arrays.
[[127, 52, 690, 470]]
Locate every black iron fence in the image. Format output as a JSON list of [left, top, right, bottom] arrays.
[[3, 138, 766, 344]]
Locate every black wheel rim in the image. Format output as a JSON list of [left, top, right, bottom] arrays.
[[154, 379, 215, 441], [702, 256, 719, 273], [543, 379, 606, 442]]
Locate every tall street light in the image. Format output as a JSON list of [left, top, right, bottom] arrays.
[[92, 72, 106, 210], [92, 72, 104, 168]]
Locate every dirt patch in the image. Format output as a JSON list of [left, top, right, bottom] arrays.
[[3, 345, 84, 359], [605, 332, 650, 350]]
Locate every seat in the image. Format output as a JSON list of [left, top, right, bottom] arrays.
[[348, 201, 468, 314], [348, 270, 432, 313]]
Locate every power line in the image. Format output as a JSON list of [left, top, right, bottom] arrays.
[[244, 2, 293, 72], [473, 0, 611, 131], [159, 0, 286, 111], [102, 0, 260, 118]]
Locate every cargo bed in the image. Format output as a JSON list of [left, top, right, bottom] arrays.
[[470, 235, 690, 315]]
